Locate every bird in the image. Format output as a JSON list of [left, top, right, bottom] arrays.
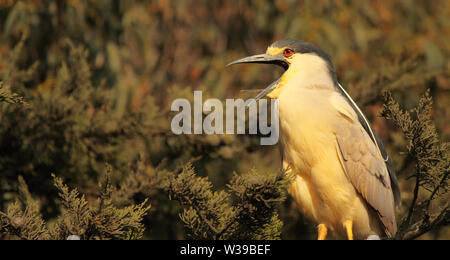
[[227, 39, 401, 240]]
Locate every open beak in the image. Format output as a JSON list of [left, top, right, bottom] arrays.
[[227, 53, 287, 101]]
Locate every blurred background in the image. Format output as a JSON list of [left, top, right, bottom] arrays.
[[0, 0, 448, 239]]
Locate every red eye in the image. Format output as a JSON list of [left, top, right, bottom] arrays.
[[283, 48, 294, 57]]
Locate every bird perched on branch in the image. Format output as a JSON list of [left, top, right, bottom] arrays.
[[227, 39, 401, 240]]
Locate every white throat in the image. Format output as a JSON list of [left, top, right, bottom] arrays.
[[285, 53, 335, 90]]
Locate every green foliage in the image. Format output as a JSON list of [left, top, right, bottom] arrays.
[[227, 169, 291, 240], [163, 162, 235, 239], [52, 170, 151, 240], [162, 163, 290, 239], [0, 170, 151, 240], [0, 33, 152, 218], [383, 90, 449, 194], [382, 90, 449, 240], [0, 82, 25, 105], [0, 176, 49, 239]]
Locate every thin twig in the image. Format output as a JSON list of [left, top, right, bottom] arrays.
[[404, 202, 449, 240], [426, 172, 449, 207], [405, 168, 421, 227]]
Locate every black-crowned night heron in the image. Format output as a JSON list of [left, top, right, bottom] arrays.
[[227, 39, 401, 240]]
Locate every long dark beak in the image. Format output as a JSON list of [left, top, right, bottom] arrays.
[[226, 54, 287, 69], [227, 53, 287, 101]]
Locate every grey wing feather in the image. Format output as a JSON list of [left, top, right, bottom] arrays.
[[336, 84, 401, 210], [334, 118, 397, 237]]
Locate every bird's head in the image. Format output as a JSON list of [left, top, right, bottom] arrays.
[[227, 39, 337, 100]]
